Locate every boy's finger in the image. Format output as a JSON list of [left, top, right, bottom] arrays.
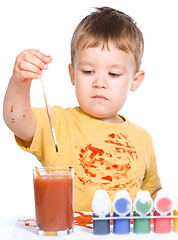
[[22, 53, 48, 71], [18, 60, 42, 75], [20, 70, 41, 81], [28, 49, 52, 64]]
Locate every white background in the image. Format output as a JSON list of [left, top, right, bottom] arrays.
[[0, 0, 178, 217]]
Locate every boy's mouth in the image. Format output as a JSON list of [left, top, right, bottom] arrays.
[[92, 95, 108, 101]]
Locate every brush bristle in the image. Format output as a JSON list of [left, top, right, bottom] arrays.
[[55, 145, 59, 152]]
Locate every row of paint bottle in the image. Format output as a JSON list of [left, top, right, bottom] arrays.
[[92, 189, 177, 235]]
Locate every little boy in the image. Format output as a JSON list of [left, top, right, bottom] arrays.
[[3, 7, 161, 211]]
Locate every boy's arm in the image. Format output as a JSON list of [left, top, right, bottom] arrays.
[[3, 49, 52, 142], [151, 190, 158, 201], [141, 135, 162, 200]]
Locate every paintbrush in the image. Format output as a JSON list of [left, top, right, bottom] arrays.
[[40, 76, 58, 152]]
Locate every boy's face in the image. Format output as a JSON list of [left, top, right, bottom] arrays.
[[69, 42, 144, 123]]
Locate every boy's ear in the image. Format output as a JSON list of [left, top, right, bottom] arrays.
[[130, 70, 145, 91], [68, 64, 75, 86]]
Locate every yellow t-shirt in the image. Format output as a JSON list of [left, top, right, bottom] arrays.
[[15, 106, 161, 211]]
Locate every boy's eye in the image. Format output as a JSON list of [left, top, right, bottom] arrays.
[[82, 70, 94, 75], [109, 72, 121, 77]]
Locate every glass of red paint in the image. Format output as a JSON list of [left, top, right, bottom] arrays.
[[33, 166, 74, 236]]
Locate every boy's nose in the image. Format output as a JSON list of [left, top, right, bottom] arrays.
[[92, 74, 108, 88]]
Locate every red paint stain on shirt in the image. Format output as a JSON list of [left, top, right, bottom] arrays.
[[79, 144, 104, 178], [76, 132, 138, 192], [106, 166, 111, 170], [109, 133, 115, 138], [119, 163, 131, 176], [102, 175, 113, 181], [115, 147, 126, 153], [78, 177, 92, 185], [105, 139, 125, 147], [111, 179, 135, 191], [112, 164, 118, 169], [99, 158, 104, 165], [130, 182, 138, 189], [120, 133, 127, 140], [106, 153, 112, 157], [127, 149, 138, 160], [88, 146, 104, 159]]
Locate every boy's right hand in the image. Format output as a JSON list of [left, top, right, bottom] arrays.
[[12, 49, 52, 86]]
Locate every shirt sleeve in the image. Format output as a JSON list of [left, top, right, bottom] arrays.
[[141, 136, 162, 196]]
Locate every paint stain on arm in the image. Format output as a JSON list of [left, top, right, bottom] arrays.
[[11, 105, 15, 123], [11, 105, 14, 113]]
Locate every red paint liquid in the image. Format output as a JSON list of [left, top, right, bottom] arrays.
[[34, 174, 74, 231], [156, 197, 172, 213]]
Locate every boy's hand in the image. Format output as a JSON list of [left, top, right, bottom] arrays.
[[12, 49, 52, 86]]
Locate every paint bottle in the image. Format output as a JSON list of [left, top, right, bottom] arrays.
[[153, 189, 173, 234], [174, 200, 178, 233], [133, 190, 153, 234], [112, 190, 132, 234], [92, 190, 111, 235]]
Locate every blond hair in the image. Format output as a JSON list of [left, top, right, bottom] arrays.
[[70, 7, 144, 72]]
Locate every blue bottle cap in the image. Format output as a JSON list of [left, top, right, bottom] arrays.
[[113, 190, 132, 216]]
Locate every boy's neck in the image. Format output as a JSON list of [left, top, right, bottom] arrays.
[[99, 115, 125, 124], [79, 107, 125, 124]]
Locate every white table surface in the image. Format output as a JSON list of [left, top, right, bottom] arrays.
[[1, 213, 178, 240]]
